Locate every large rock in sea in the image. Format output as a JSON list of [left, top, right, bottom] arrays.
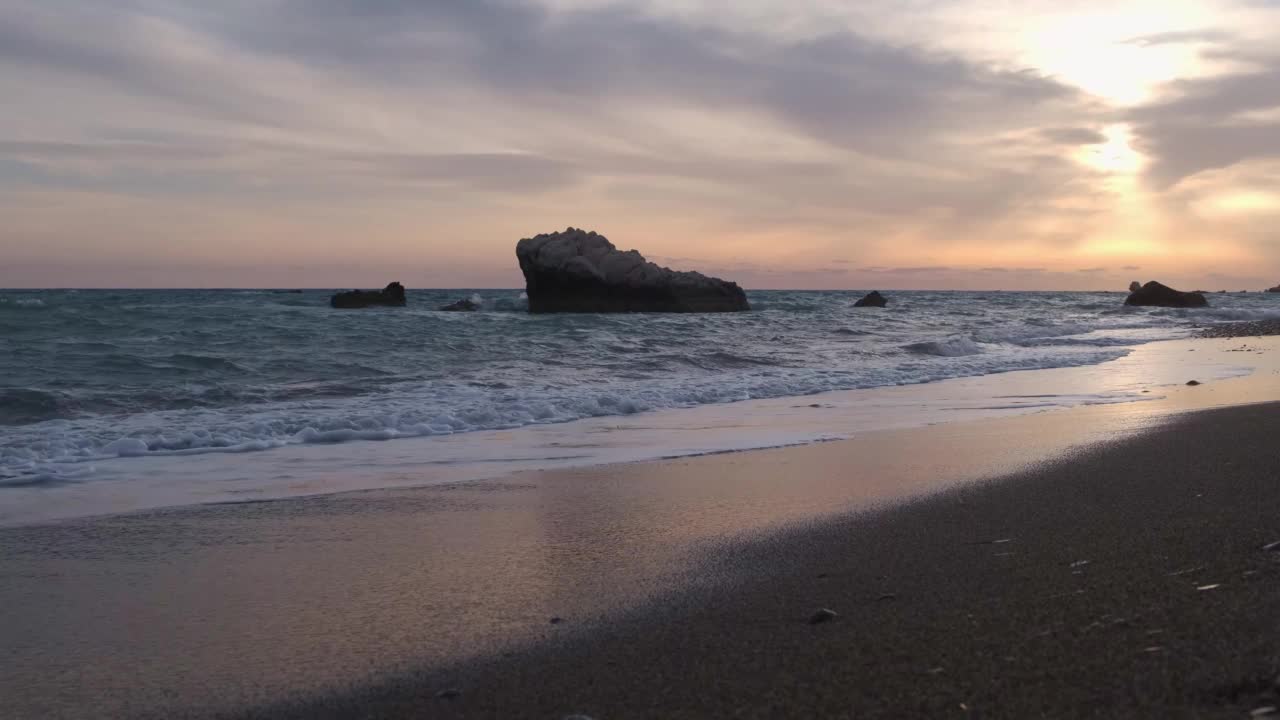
[[330, 282, 406, 309], [854, 291, 887, 308], [515, 228, 749, 313], [1268, 284, 1280, 293], [1124, 281, 1208, 308]]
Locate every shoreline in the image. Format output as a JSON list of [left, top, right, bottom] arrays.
[[4, 333, 1276, 528], [3, 341, 1280, 717]]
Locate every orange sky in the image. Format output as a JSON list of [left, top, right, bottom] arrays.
[[1, 0, 1278, 289]]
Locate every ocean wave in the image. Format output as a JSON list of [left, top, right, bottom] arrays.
[[0, 345, 1131, 477], [3, 288, 1276, 483], [163, 353, 251, 372], [902, 336, 984, 356], [0, 297, 46, 307], [0, 388, 68, 425]]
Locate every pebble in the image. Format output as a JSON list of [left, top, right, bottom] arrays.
[[1186, 380, 1202, 386], [808, 608, 838, 625], [550, 616, 563, 624]]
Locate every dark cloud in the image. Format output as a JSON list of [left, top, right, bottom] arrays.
[[1039, 127, 1106, 145], [1075, 267, 1107, 273], [859, 266, 952, 274], [129, 0, 1087, 159], [1120, 265, 1141, 271], [1129, 49, 1280, 187], [0, 138, 580, 194]]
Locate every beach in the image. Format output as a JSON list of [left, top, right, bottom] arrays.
[[9, 0, 1280, 715], [2, 334, 1278, 718]]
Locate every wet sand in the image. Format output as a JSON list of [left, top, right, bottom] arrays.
[[2, 339, 1279, 718]]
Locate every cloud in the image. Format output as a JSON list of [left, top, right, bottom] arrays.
[[859, 266, 952, 274], [1075, 267, 1107, 273], [1127, 26, 1280, 188], [1120, 265, 1141, 271], [1123, 30, 1236, 47], [1039, 127, 1106, 145], [0, 1, 1097, 201], [8, 0, 1272, 288]]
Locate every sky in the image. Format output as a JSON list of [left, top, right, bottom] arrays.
[[1, 0, 1279, 290]]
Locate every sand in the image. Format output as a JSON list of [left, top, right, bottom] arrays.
[[236, 402, 1280, 720], [2, 340, 1279, 719]]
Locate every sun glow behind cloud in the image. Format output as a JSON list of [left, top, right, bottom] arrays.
[[1018, 3, 1218, 106]]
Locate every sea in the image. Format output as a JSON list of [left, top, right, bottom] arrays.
[[2, 288, 1278, 523]]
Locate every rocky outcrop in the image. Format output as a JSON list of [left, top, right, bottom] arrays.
[[1267, 284, 1280, 293], [330, 282, 406, 309], [515, 228, 749, 313], [1129, 281, 1142, 293], [854, 291, 887, 308], [439, 298, 479, 312], [1123, 281, 1208, 308]]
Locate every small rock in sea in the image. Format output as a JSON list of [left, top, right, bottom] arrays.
[[854, 290, 888, 308], [440, 298, 480, 312], [808, 608, 838, 624], [330, 282, 407, 309], [809, 403, 822, 408], [436, 688, 462, 700], [1186, 380, 1202, 386]]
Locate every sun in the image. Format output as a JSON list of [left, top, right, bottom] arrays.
[[1016, 3, 1217, 106]]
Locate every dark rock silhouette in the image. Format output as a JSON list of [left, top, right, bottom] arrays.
[[1124, 281, 1208, 308], [330, 282, 406, 309], [1129, 281, 1142, 293], [439, 298, 479, 312], [515, 228, 749, 313], [1268, 284, 1280, 293], [853, 291, 887, 308]]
